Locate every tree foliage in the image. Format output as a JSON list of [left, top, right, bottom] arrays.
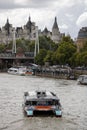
[[2, 35, 87, 67], [35, 49, 47, 65], [75, 41, 87, 66], [53, 36, 77, 65], [44, 51, 53, 64], [39, 36, 58, 51], [0, 44, 6, 52]]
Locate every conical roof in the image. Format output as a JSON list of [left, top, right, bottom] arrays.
[[52, 17, 59, 29], [26, 16, 32, 32], [4, 18, 11, 35], [43, 27, 49, 33]]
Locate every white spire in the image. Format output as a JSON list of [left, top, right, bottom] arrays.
[[12, 29, 16, 54], [34, 26, 39, 57]]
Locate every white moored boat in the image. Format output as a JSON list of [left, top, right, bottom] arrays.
[[8, 66, 26, 75], [22, 90, 62, 117], [8, 66, 34, 76], [77, 75, 87, 85]]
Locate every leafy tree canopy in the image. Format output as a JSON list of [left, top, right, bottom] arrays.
[[39, 36, 58, 51], [0, 44, 6, 52], [54, 36, 77, 65], [44, 50, 53, 64], [35, 49, 47, 65]]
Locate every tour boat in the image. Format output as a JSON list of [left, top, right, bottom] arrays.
[[22, 90, 62, 117], [77, 75, 87, 85], [8, 66, 27, 76], [8, 66, 34, 76]]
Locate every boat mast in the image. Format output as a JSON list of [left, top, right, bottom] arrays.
[[34, 26, 39, 57], [12, 29, 16, 55]]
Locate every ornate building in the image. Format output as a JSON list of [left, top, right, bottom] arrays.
[[0, 16, 37, 44], [42, 17, 64, 43], [52, 17, 61, 43], [16, 16, 36, 40], [76, 27, 87, 52], [0, 16, 64, 44], [0, 18, 13, 44], [42, 27, 51, 38]]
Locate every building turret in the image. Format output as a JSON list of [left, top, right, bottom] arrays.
[[42, 27, 51, 38], [42, 27, 49, 35], [52, 17, 59, 30], [26, 16, 32, 33], [52, 17, 61, 43], [4, 18, 12, 36], [24, 16, 36, 40]]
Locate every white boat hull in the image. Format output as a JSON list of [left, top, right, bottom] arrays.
[[77, 75, 87, 85], [8, 67, 26, 76]]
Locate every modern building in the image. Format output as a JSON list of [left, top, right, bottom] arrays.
[[76, 27, 87, 52]]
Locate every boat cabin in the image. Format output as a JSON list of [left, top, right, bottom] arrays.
[[23, 90, 62, 117]]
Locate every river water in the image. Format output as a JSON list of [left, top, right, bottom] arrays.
[[0, 73, 87, 130]]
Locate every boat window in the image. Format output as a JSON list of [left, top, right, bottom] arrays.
[[14, 70, 17, 72], [37, 92, 41, 95], [9, 69, 12, 71], [42, 92, 46, 97], [47, 101, 53, 105], [85, 77, 87, 79], [37, 101, 47, 105], [25, 101, 31, 105], [37, 92, 41, 98], [32, 101, 37, 105], [37, 101, 54, 106], [79, 76, 83, 80], [37, 91, 46, 97], [52, 100, 59, 105]]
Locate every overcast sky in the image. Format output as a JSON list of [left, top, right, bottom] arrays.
[[0, 0, 87, 39]]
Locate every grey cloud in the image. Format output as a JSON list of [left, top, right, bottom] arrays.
[[55, 1, 86, 38], [0, 0, 16, 9], [0, 0, 55, 9], [0, 0, 85, 10], [0, 0, 87, 39]]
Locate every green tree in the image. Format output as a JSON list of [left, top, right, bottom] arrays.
[[44, 51, 53, 65], [80, 41, 87, 52], [55, 37, 76, 64], [61, 35, 74, 43], [29, 41, 35, 52], [0, 44, 6, 52], [35, 49, 47, 65], [79, 52, 87, 66], [39, 36, 58, 51], [81, 52, 87, 66]]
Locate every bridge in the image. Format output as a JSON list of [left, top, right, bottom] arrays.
[[0, 52, 34, 59], [0, 52, 35, 70]]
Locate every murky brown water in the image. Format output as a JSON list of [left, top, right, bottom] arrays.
[[0, 73, 87, 130]]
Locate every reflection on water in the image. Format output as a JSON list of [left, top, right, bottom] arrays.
[[0, 73, 87, 130]]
